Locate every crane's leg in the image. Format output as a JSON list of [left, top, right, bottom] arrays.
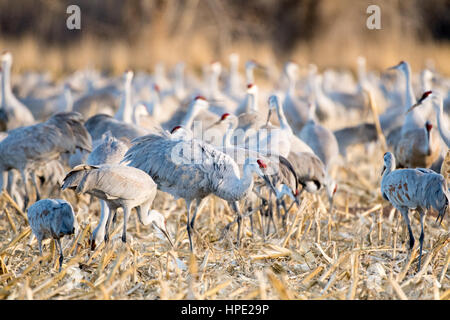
[[19, 169, 30, 211], [90, 200, 109, 250], [104, 207, 116, 244], [121, 205, 131, 243], [189, 198, 203, 231], [230, 201, 243, 247], [185, 200, 194, 252], [55, 238, 64, 272], [0, 170, 5, 193], [398, 207, 415, 250], [417, 207, 426, 271], [30, 171, 41, 201]]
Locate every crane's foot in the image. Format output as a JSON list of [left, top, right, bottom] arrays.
[[58, 255, 64, 273], [90, 239, 96, 251]]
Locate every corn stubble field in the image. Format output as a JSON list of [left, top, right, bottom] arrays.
[[0, 142, 448, 300]]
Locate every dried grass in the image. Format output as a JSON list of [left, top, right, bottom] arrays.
[[0, 141, 447, 300]]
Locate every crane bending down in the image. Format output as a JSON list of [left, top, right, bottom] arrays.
[[27, 199, 77, 272], [122, 131, 277, 250], [62, 164, 172, 246], [0, 112, 92, 209], [381, 152, 449, 271]]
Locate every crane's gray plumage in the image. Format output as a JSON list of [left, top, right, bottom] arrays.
[[62, 164, 161, 244], [122, 131, 274, 249], [381, 152, 449, 271], [27, 199, 76, 271], [86, 130, 130, 249], [0, 111, 92, 208], [85, 113, 150, 142]]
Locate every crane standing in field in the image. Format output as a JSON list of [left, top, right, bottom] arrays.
[[407, 91, 450, 148], [0, 51, 35, 131], [62, 164, 172, 247], [27, 199, 77, 272], [0, 112, 92, 209], [122, 130, 277, 250], [381, 152, 449, 271], [86, 131, 129, 249]]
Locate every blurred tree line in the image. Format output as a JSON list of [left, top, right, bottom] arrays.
[[0, 0, 448, 49]]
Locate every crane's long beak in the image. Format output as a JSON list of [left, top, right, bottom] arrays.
[[265, 108, 273, 126], [206, 119, 222, 130], [153, 222, 174, 247], [406, 102, 420, 114], [381, 165, 386, 176]]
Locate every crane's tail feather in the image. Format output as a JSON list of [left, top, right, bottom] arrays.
[[61, 164, 99, 192], [279, 155, 299, 194]]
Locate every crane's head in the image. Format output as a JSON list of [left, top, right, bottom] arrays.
[[123, 70, 134, 86], [1, 51, 12, 65], [246, 83, 258, 94], [148, 210, 174, 247], [382, 152, 395, 175], [387, 60, 408, 72], [284, 61, 300, 79], [425, 120, 433, 133], [229, 53, 239, 64], [211, 61, 222, 75], [406, 91, 433, 113]]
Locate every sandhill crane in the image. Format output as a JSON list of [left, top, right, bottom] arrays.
[[115, 70, 134, 124], [162, 96, 218, 132], [299, 100, 339, 168], [27, 199, 77, 272], [86, 131, 129, 249], [381, 152, 449, 270], [281, 62, 309, 132], [255, 95, 314, 157], [0, 112, 92, 209], [84, 113, 150, 142], [20, 83, 73, 121], [407, 91, 450, 148], [394, 91, 441, 168], [0, 51, 35, 130], [122, 131, 277, 250], [225, 53, 243, 100], [62, 164, 172, 246]]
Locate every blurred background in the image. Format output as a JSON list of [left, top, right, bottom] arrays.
[[0, 0, 449, 76]]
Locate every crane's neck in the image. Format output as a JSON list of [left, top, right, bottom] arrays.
[[274, 100, 293, 136], [209, 72, 220, 98], [1, 67, 6, 108], [223, 119, 237, 148], [1, 61, 12, 105], [434, 98, 450, 147], [137, 209, 159, 226], [402, 63, 416, 110], [245, 66, 254, 85], [219, 163, 255, 201], [174, 67, 185, 100], [400, 63, 425, 132], [246, 89, 258, 113], [382, 159, 395, 182], [116, 78, 133, 123], [181, 102, 200, 129]]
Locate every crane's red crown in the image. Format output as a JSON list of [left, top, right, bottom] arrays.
[[425, 122, 433, 132], [171, 126, 182, 134], [247, 83, 254, 89], [195, 95, 207, 101], [257, 159, 267, 169], [421, 91, 432, 100], [153, 84, 160, 92], [221, 113, 230, 121]]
